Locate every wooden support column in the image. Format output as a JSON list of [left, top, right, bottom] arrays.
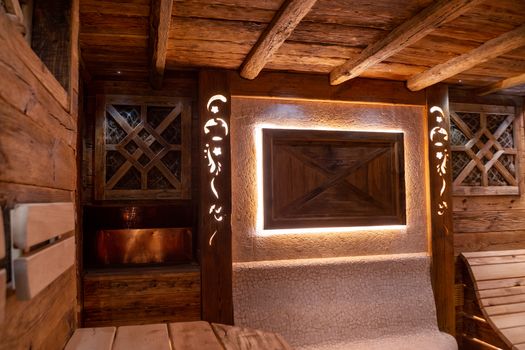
[[199, 70, 233, 324], [426, 84, 455, 336]]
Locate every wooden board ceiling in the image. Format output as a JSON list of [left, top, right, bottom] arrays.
[[79, 0, 525, 95]]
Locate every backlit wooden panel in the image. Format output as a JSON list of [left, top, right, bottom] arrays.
[[263, 129, 406, 229]]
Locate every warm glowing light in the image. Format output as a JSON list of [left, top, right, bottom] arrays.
[[430, 106, 449, 217], [204, 95, 230, 245], [255, 125, 407, 236]]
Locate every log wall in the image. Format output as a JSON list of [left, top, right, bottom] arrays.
[[0, 6, 78, 350]]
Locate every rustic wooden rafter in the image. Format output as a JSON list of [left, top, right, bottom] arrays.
[[477, 73, 525, 96], [239, 0, 318, 80], [149, 0, 173, 89], [407, 24, 525, 91], [329, 0, 483, 86]]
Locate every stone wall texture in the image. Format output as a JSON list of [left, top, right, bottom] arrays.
[[231, 97, 429, 262]]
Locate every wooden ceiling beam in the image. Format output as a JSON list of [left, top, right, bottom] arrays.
[[149, 0, 173, 89], [476, 73, 525, 96], [240, 0, 317, 80], [329, 0, 483, 86], [407, 24, 525, 91]]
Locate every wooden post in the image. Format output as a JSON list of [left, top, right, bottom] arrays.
[[426, 84, 455, 336], [199, 70, 233, 324]]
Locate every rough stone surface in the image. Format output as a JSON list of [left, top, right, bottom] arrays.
[[233, 253, 457, 350], [231, 97, 429, 262]]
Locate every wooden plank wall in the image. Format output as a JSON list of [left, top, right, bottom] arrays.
[[451, 90, 525, 254], [450, 89, 525, 349], [0, 5, 79, 350]]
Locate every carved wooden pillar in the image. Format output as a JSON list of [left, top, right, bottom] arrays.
[[199, 70, 233, 324], [426, 84, 455, 336]]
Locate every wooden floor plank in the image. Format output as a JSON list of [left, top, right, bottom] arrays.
[[64, 327, 116, 350], [168, 321, 223, 350], [113, 324, 171, 350], [491, 312, 525, 329], [211, 323, 292, 350]]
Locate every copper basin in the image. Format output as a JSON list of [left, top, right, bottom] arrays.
[[95, 228, 192, 265]]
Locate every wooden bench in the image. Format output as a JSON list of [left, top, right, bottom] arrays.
[[461, 249, 525, 350], [65, 321, 292, 350]]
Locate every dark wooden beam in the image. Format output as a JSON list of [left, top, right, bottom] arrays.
[[426, 84, 455, 336], [199, 70, 233, 324], [229, 71, 426, 106], [239, 0, 317, 80], [329, 0, 483, 86], [149, 0, 173, 89], [476, 73, 525, 96], [408, 24, 525, 91]]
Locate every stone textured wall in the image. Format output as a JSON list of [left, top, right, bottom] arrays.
[[231, 97, 429, 262]]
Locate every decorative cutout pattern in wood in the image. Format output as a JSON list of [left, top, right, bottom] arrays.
[[95, 96, 191, 200], [450, 103, 519, 196], [262, 129, 406, 229]]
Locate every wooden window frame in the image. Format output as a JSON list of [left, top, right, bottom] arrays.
[[94, 95, 192, 200], [450, 103, 521, 196]]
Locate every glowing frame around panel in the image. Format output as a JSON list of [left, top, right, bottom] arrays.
[[254, 124, 407, 236]]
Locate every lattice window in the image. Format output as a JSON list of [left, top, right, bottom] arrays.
[[450, 103, 520, 196], [95, 96, 191, 200]]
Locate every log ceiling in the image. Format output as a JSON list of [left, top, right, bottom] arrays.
[[79, 0, 525, 95]]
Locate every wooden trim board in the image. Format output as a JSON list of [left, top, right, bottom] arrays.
[[10, 202, 75, 250], [13, 236, 75, 300], [0, 207, 5, 259], [65, 327, 116, 350]]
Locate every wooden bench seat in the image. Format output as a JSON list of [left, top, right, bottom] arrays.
[[65, 321, 292, 350], [461, 249, 525, 350]]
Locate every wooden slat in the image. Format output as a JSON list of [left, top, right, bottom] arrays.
[[65, 327, 116, 350], [471, 262, 525, 281], [485, 302, 525, 317], [407, 24, 525, 91], [482, 293, 525, 307], [463, 250, 525, 259], [168, 321, 223, 350], [479, 286, 525, 299], [491, 312, 525, 330], [477, 73, 525, 96], [113, 324, 171, 350], [211, 323, 292, 350], [0, 269, 5, 323], [477, 278, 525, 292], [501, 326, 525, 345], [469, 255, 525, 266], [13, 236, 75, 300], [329, 0, 483, 85], [240, 0, 317, 80], [149, 0, 173, 88], [10, 202, 74, 250]]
